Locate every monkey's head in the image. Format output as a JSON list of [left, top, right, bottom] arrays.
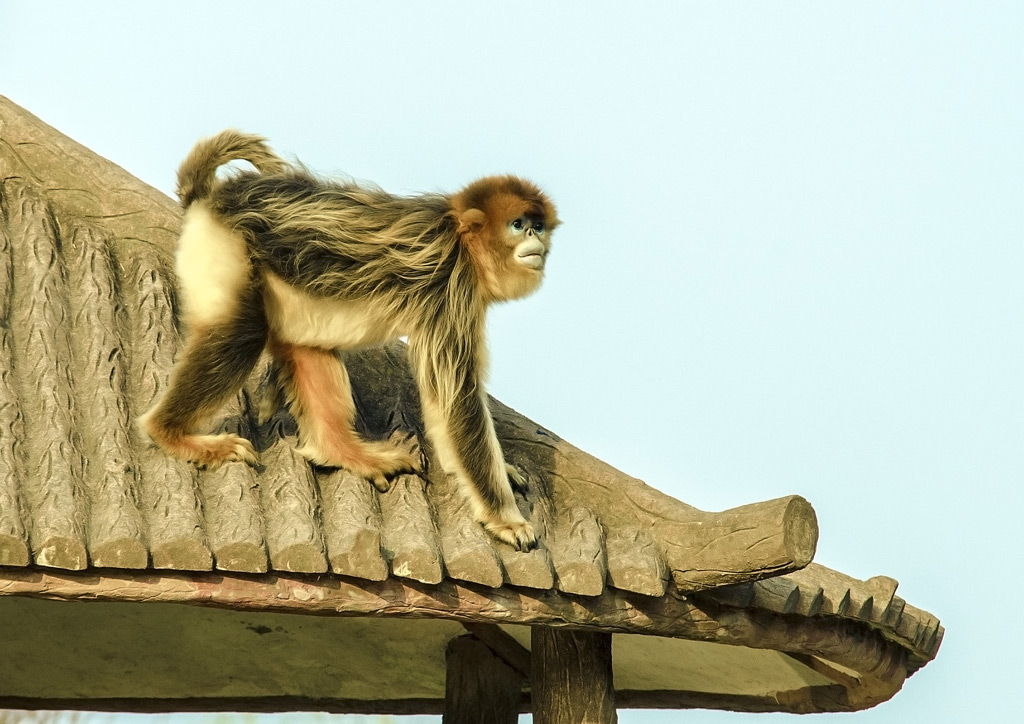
[[452, 176, 560, 303]]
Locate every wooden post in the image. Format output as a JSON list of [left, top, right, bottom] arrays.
[[532, 627, 617, 724], [443, 634, 524, 724]]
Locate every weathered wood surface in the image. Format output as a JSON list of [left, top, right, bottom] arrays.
[[317, 467, 388, 580], [0, 99, 182, 257], [0, 93, 818, 595], [0, 199, 29, 567], [697, 562, 941, 674], [119, 249, 212, 570], [545, 505, 607, 596], [4, 182, 87, 570], [0, 566, 934, 713], [428, 471, 505, 589], [443, 635, 524, 724], [66, 222, 147, 569], [532, 627, 617, 724]]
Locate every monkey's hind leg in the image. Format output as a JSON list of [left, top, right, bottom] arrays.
[[140, 291, 268, 469], [272, 342, 421, 491]]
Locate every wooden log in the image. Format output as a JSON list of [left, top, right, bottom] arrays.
[[199, 459, 267, 574], [546, 506, 606, 597], [496, 491, 555, 590], [119, 251, 211, 570], [427, 471, 506, 589], [514, 471, 596, 594], [0, 210, 29, 567], [379, 473, 443, 584], [4, 181, 87, 570], [498, 539, 555, 590], [532, 627, 617, 724], [66, 222, 147, 568], [865, 575, 900, 626], [604, 524, 667, 597], [317, 468, 388, 580], [671, 496, 818, 589], [706, 576, 809, 615], [443, 635, 524, 724], [489, 392, 819, 592], [191, 384, 266, 573], [248, 375, 327, 574], [478, 455, 555, 589], [256, 438, 327, 573]]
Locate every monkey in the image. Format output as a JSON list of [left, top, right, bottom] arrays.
[[139, 130, 558, 551]]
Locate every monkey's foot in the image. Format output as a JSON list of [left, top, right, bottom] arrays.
[[484, 516, 538, 552], [154, 432, 258, 470], [505, 463, 528, 493], [297, 438, 422, 493]]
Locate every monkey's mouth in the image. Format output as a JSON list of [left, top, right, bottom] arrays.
[[516, 252, 546, 270], [515, 239, 547, 270]]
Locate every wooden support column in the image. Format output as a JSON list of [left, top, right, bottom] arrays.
[[443, 634, 524, 724], [532, 627, 617, 724]]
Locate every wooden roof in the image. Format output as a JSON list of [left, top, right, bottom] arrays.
[[0, 95, 941, 715]]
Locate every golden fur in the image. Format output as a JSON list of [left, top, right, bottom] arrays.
[[140, 130, 558, 550]]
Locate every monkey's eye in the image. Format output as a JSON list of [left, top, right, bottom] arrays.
[[532, 221, 545, 233], [511, 218, 524, 230]]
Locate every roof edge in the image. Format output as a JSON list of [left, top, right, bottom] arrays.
[[1, 566, 917, 713]]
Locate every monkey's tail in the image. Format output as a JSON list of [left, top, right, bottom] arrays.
[[176, 130, 289, 207]]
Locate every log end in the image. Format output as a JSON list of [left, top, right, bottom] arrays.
[[782, 495, 819, 570], [91, 539, 150, 569], [0, 534, 30, 567]]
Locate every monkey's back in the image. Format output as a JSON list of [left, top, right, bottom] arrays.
[[210, 172, 462, 300]]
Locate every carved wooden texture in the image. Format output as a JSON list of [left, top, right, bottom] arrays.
[[697, 562, 942, 675], [0, 567, 937, 714], [0, 93, 820, 597]]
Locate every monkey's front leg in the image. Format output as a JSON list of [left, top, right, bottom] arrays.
[[420, 389, 537, 551], [271, 341, 421, 491]]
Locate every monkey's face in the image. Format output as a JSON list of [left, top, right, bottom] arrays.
[[507, 215, 549, 271], [484, 204, 553, 302], [453, 176, 559, 303]]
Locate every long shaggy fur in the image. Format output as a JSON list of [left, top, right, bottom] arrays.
[[211, 173, 480, 413], [142, 130, 557, 550]]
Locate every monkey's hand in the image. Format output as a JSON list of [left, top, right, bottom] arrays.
[[505, 463, 528, 493], [485, 516, 537, 552]]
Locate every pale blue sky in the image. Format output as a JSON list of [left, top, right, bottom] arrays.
[[3, 2, 1023, 722]]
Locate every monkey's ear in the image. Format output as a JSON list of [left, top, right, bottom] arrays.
[[456, 208, 487, 235]]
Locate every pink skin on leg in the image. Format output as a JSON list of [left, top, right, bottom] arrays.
[[272, 340, 419, 490]]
